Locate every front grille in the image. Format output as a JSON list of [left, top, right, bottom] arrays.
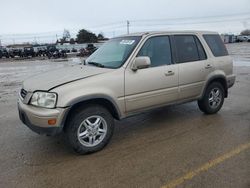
[[20, 89, 27, 99]]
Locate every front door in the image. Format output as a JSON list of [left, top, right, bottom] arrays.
[[124, 36, 179, 113]]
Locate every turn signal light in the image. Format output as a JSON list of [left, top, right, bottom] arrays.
[[48, 119, 57, 125]]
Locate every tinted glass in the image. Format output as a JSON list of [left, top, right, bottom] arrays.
[[195, 37, 207, 60], [174, 35, 200, 63], [203, 34, 228, 57], [137, 36, 172, 67]]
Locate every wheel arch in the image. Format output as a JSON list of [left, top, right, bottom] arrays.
[[61, 96, 122, 131], [200, 75, 228, 99]]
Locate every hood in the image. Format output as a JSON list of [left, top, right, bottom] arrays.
[[23, 64, 113, 92]]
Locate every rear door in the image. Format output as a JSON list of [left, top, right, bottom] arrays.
[[125, 35, 179, 113], [203, 34, 232, 76], [173, 35, 212, 100]]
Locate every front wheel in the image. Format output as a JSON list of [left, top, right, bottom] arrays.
[[198, 82, 225, 114], [65, 105, 114, 154]]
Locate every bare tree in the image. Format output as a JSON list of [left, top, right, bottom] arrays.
[[63, 29, 71, 40], [240, 29, 250, 35]]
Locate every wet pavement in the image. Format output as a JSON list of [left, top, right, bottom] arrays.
[[0, 43, 249, 188]]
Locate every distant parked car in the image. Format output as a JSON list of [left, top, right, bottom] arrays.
[[77, 48, 89, 57], [46, 45, 57, 59], [236, 35, 249, 42], [23, 47, 36, 57], [71, 48, 77, 53], [59, 49, 67, 58], [86, 44, 97, 55], [77, 44, 98, 57], [36, 47, 48, 57], [9, 48, 23, 58], [48, 48, 67, 59], [0, 48, 10, 58]]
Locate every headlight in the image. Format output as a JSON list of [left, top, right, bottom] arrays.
[[30, 91, 57, 108]]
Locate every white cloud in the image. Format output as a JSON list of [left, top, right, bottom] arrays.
[[0, 0, 249, 44]]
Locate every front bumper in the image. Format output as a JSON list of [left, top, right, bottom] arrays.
[[18, 98, 68, 136], [227, 74, 236, 88]]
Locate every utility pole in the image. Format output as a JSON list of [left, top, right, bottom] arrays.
[[127, 20, 130, 34]]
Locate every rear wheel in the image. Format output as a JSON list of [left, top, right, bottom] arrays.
[[65, 105, 114, 154], [198, 82, 225, 114]]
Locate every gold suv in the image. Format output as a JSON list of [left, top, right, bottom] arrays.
[[18, 31, 235, 154]]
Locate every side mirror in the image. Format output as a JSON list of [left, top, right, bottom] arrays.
[[131, 56, 151, 71]]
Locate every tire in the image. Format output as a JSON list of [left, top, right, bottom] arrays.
[[65, 105, 114, 154], [198, 82, 225, 114]]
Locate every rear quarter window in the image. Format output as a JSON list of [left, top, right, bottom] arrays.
[[203, 34, 228, 57]]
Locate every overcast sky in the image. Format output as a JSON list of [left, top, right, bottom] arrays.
[[0, 0, 250, 44]]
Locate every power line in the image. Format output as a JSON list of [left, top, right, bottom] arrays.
[[86, 12, 250, 30], [89, 21, 125, 28], [2, 12, 249, 37], [1, 12, 249, 45], [130, 12, 250, 23], [131, 17, 250, 27]]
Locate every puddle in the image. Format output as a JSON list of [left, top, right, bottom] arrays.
[[234, 60, 250, 67]]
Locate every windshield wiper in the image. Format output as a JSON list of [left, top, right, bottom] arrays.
[[88, 62, 105, 68]]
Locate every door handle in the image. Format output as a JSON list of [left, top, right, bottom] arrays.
[[205, 64, 213, 69], [165, 71, 175, 76]]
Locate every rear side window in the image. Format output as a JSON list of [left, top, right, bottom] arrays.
[[174, 35, 201, 63], [203, 34, 228, 57]]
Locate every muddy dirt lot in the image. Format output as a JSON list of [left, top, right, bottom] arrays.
[[0, 43, 249, 188]]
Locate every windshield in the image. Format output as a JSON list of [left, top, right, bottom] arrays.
[[86, 36, 141, 68]]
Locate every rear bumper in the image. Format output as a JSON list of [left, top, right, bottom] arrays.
[[227, 74, 236, 88], [18, 98, 68, 136]]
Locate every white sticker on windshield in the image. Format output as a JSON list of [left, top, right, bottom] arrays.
[[120, 40, 135, 45]]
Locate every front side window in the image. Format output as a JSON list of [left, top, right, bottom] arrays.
[[137, 36, 172, 67], [203, 34, 228, 57], [86, 36, 141, 68]]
